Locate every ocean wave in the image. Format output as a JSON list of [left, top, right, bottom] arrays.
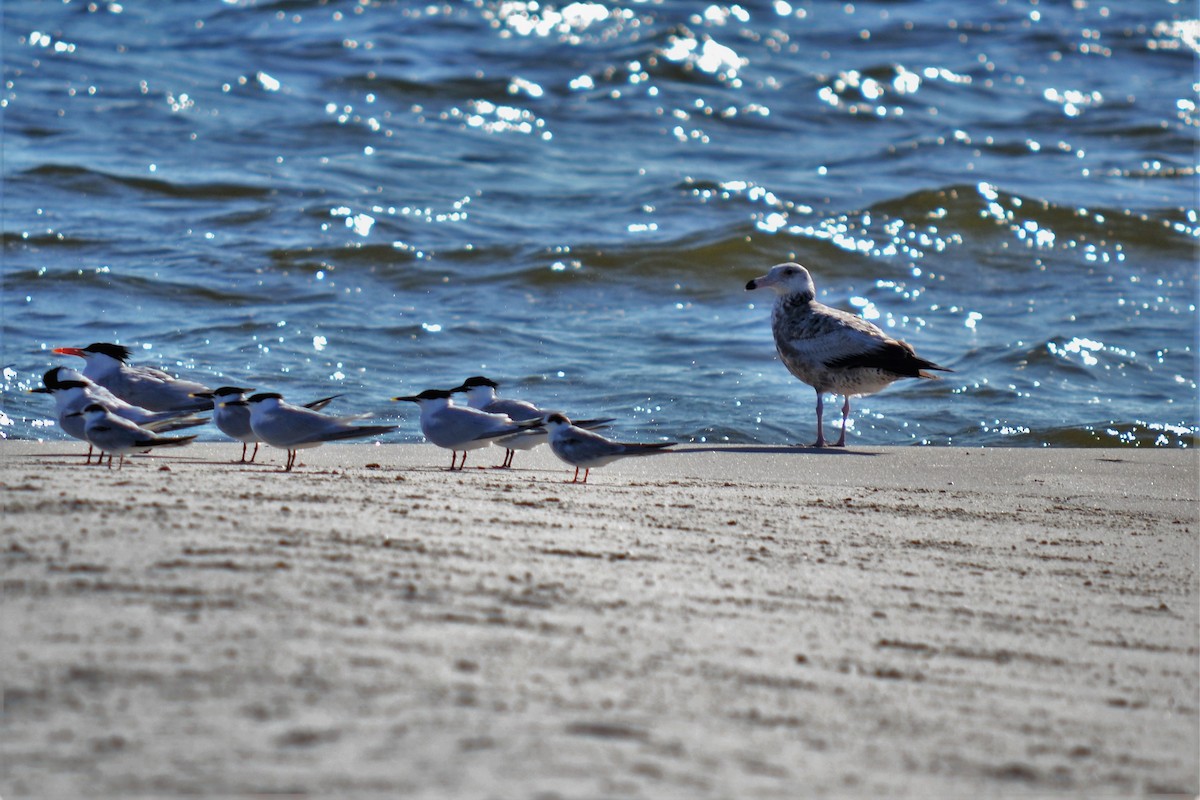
[[18, 164, 273, 200]]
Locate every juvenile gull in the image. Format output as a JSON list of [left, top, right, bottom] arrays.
[[544, 413, 674, 484], [746, 262, 951, 447]]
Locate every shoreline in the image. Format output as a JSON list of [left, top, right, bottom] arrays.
[[2, 441, 1197, 797]]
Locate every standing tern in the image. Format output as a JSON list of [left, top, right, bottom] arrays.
[[31, 367, 208, 463], [454, 376, 615, 468], [544, 413, 675, 484], [53, 342, 214, 412], [69, 403, 197, 469], [242, 392, 396, 471], [392, 388, 540, 470], [746, 262, 952, 447], [193, 386, 342, 463]]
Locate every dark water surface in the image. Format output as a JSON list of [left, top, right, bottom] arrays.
[[3, 1, 1197, 446]]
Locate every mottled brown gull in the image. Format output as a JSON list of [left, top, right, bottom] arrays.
[[746, 262, 952, 447]]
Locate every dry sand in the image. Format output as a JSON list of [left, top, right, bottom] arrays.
[[1, 440, 1197, 799]]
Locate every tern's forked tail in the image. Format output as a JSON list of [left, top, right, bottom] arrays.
[[134, 434, 198, 449], [622, 441, 676, 456]]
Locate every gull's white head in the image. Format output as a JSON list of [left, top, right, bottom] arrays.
[[745, 262, 816, 300]]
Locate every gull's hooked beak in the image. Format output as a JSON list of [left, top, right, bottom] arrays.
[[745, 275, 771, 291]]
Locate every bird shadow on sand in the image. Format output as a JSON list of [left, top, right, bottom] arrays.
[[671, 445, 880, 457]]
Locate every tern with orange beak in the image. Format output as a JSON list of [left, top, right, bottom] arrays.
[[53, 342, 213, 413]]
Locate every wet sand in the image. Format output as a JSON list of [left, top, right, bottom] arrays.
[[2, 441, 1197, 798]]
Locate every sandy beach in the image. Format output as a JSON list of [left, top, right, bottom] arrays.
[[2, 440, 1196, 798]]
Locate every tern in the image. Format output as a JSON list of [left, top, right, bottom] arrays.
[[242, 392, 396, 471], [544, 413, 674, 484], [69, 403, 197, 469], [392, 388, 540, 470], [454, 376, 615, 468], [53, 342, 214, 412], [31, 367, 208, 463], [192, 386, 342, 463], [746, 262, 952, 447]]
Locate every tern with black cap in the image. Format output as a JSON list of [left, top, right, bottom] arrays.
[[392, 388, 540, 471], [242, 392, 395, 471], [68, 403, 197, 469], [52, 342, 213, 413]]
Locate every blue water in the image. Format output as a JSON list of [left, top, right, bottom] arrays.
[[3, 1, 1197, 447]]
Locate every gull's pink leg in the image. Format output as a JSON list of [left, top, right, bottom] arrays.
[[813, 390, 827, 448], [834, 396, 850, 447]]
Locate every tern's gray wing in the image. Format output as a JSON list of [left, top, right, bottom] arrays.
[[254, 404, 351, 446], [430, 406, 534, 447], [293, 424, 396, 445], [483, 397, 543, 421], [142, 414, 211, 434], [265, 403, 394, 446], [86, 414, 195, 453], [103, 368, 213, 412], [554, 426, 625, 462]]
